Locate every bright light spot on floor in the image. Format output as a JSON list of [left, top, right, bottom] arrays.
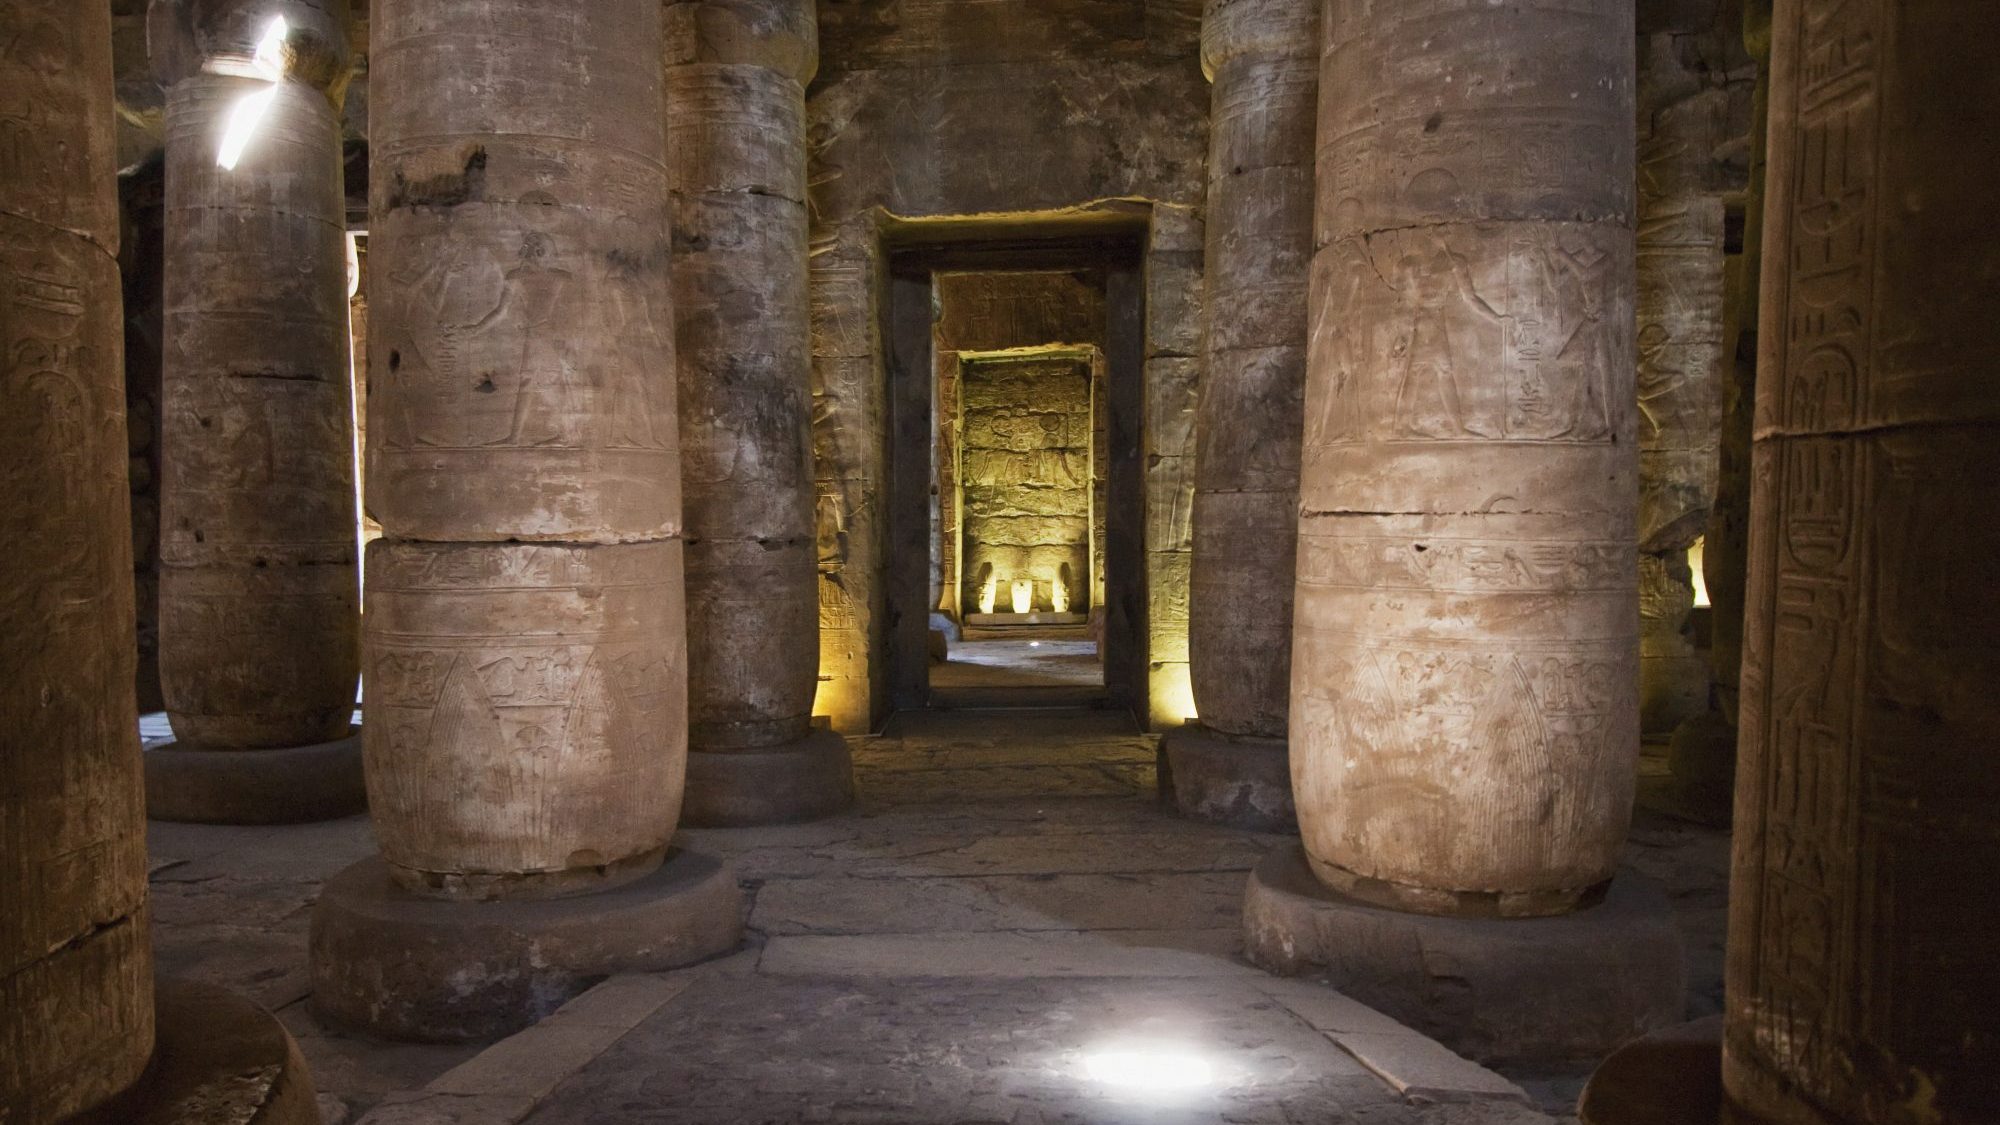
[[1082, 1042, 1215, 1093], [1029, 641, 1041, 648]]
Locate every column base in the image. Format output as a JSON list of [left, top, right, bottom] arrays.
[[683, 728, 855, 827], [1161, 724, 1295, 832], [308, 848, 744, 1043], [145, 726, 365, 825], [76, 979, 321, 1124], [1577, 1016, 1721, 1125], [1243, 841, 1685, 1067]]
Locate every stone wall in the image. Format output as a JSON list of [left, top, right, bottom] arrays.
[[933, 271, 1110, 620], [958, 354, 1094, 616], [807, 0, 1207, 729]]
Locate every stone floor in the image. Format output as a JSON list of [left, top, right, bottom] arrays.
[[144, 709, 1730, 1124], [928, 639, 1106, 690]]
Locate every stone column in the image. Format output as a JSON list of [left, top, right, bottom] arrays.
[[1723, 0, 2000, 1119], [4, 8, 325, 1120], [1165, 0, 1315, 833], [1244, 0, 1684, 1066], [310, 0, 740, 1042], [1298, 0, 1641, 918], [0, 3, 154, 1115], [145, 0, 365, 825], [1670, 2, 1772, 821], [1635, 33, 1731, 738], [667, 0, 852, 827]]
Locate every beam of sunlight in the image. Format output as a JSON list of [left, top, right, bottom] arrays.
[[216, 85, 277, 170], [216, 16, 290, 169], [250, 15, 290, 79]]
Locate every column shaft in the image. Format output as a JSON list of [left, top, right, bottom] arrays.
[[1723, 1, 2000, 1120], [0, 1, 154, 1117], [365, 0, 684, 897], [1187, 0, 1316, 740], [156, 1, 358, 750], [1294, 0, 1639, 915], [668, 0, 819, 752], [1635, 33, 1731, 735]]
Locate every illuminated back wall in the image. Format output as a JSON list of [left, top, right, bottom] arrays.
[[957, 353, 1094, 617]]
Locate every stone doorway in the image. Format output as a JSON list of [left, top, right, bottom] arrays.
[[881, 229, 1148, 719]]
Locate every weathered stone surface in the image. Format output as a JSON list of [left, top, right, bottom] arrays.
[[1184, 0, 1314, 750], [1160, 723, 1293, 833], [681, 728, 855, 828], [0, 3, 156, 1118], [958, 355, 1094, 616], [76, 979, 323, 1125], [1243, 843, 1684, 1067], [671, 191, 813, 740], [806, 230, 882, 731], [1723, 3, 2000, 1122], [807, 4, 1205, 733], [669, 0, 847, 821], [932, 275, 1110, 626], [363, 540, 687, 900], [309, 851, 742, 1043], [1639, 551, 1707, 733], [1188, 486, 1293, 735], [1294, 0, 1639, 914], [365, 1, 675, 543], [1634, 29, 1738, 738], [682, 537, 817, 749], [1578, 1015, 1721, 1125], [154, 3, 360, 755], [146, 727, 365, 825]]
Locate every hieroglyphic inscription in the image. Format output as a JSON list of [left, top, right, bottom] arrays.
[[364, 541, 686, 889], [1731, 0, 1876, 1108], [1293, 0, 1636, 909], [1307, 225, 1628, 449], [0, 3, 152, 1116]]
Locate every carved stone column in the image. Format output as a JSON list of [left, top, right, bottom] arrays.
[[310, 0, 740, 1042], [1244, 0, 1683, 1066], [667, 0, 852, 826], [1165, 0, 1315, 833], [1635, 33, 1732, 737], [4, 8, 325, 1120], [146, 0, 364, 824], [0, 4, 153, 1115], [1723, 0, 2000, 1119], [1581, 3, 1999, 1118]]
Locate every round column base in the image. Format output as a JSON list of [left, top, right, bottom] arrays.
[[1577, 1015, 1722, 1125], [145, 726, 365, 825], [683, 728, 855, 827], [1160, 724, 1295, 832], [308, 848, 744, 1043], [76, 979, 321, 1124], [1243, 841, 1686, 1067]]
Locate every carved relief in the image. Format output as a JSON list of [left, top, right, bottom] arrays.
[[1309, 224, 1631, 450], [1292, 0, 1637, 912], [0, 4, 152, 1116], [364, 540, 687, 893], [155, 67, 359, 751], [1726, 2, 2000, 1120], [367, 2, 675, 543]]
